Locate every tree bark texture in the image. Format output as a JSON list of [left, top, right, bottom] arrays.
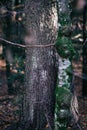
[[22, 0, 58, 130], [82, 1, 87, 96]]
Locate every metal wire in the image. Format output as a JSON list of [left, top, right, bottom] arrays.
[[0, 37, 55, 48]]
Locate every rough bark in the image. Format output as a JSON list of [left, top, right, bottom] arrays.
[[82, 1, 87, 96], [22, 1, 58, 130]]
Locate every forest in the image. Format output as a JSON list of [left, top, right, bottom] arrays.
[[0, 0, 87, 130]]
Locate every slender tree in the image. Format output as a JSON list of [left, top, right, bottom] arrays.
[[3, 0, 16, 93], [21, 0, 58, 130]]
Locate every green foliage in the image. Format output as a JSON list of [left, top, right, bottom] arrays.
[[55, 7, 73, 129], [59, 13, 70, 25], [55, 87, 71, 130], [56, 35, 76, 59], [55, 9, 76, 60], [56, 87, 71, 107]]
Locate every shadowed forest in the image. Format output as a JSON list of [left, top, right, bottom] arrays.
[[0, 0, 87, 130]]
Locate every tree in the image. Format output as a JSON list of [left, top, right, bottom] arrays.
[[2, 0, 24, 94], [82, 1, 87, 96], [21, 0, 58, 130], [1, 0, 17, 94], [69, 0, 87, 129]]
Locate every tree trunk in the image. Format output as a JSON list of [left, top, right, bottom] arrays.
[[82, 2, 87, 96], [4, 0, 15, 94], [22, 1, 58, 130]]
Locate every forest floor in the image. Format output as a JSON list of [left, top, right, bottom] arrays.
[[0, 59, 21, 130], [0, 59, 87, 130], [78, 97, 87, 130]]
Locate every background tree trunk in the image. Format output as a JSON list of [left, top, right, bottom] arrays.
[[22, 0, 58, 130], [4, 0, 15, 94], [82, 1, 87, 96]]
